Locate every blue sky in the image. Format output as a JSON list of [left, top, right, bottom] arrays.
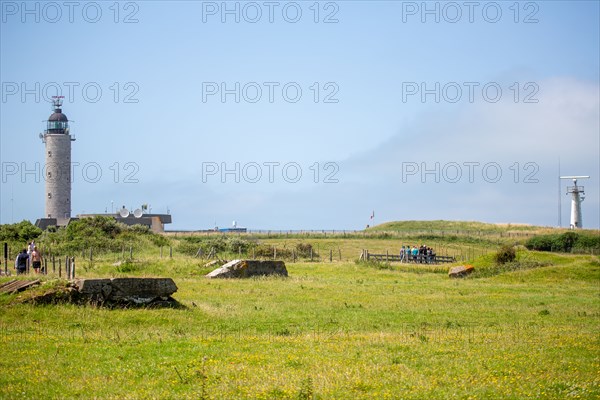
[[1, 1, 599, 230]]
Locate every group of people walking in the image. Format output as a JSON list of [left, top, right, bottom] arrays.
[[14, 241, 42, 275], [400, 244, 436, 263]]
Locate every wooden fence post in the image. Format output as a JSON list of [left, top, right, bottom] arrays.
[[329, 249, 333, 262], [3, 242, 7, 275]]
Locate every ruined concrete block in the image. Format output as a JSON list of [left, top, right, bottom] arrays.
[[448, 265, 474, 278], [73, 278, 177, 304], [206, 259, 288, 279]]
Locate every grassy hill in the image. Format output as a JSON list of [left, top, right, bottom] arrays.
[[369, 220, 551, 234]]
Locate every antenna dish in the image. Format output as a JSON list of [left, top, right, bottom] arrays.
[[119, 208, 129, 218], [133, 209, 143, 218]]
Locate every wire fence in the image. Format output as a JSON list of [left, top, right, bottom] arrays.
[[165, 229, 541, 239]]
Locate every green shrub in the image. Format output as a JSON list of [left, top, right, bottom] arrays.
[[574, 232, 600, 253], [227, 237, 252, 253], [525, 235, 555, 251], [115, 261, 141, 273], [254, 244, 291, 259], [525, 231, 600, 253], [494, 245, 516, 264], [149, 234, 170, 248], [0, 220, 42, 243], [27, 216, 170, 256], [295, 242, 316, 258], [127, 224, 151, 234], [176, 241, 203, 256], [557, 231, 578, 252], [177, 236, 244, 256], [66, 216, 124, 240]]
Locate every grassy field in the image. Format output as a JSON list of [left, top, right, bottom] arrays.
[[0, 227, 599, 399]]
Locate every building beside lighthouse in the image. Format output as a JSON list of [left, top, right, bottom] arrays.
[[36, 96, 75, 229]]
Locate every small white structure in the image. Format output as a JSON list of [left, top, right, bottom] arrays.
[[560, 175, 590, 229]]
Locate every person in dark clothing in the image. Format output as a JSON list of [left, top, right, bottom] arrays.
[[15, 249, 29, 275], [419, 245, 426, 263]]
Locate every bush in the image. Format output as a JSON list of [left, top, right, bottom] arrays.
[[227, 237, 252, 253], [525, 231, 600, 253], [176, 236, 245, 256], [203, 237, 227, 253], [254, 244, 292, 259], [494, 245, 516, 264], [127, 224, 151, 235], [31, 217, 170, 256], [295, 242, 316, 258], [149, 234, 170, 248], [176, 240, 202, 256], [575, 233, 600, 251], [525, 235, 555, 251], [557, 232, 578, 252], [0, 220, 42, 243]]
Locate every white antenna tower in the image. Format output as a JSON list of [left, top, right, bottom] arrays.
[[560, 175, 590, 229]]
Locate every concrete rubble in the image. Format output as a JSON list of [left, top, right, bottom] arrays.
[[206, 259, 288, 279], [448, 265, 474, 278], [74, 278, 178, 304]]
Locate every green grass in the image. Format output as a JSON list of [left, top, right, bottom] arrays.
[[1, 242, 599, 399]]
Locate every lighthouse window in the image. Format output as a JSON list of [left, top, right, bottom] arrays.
[[47, 172, 52, 178], [47, 193, 52, 199], [48, 151, 52, 157]]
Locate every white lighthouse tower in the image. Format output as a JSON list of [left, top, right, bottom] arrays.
[[40, 96, 75, 226], [560, 175, 589, 229]]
